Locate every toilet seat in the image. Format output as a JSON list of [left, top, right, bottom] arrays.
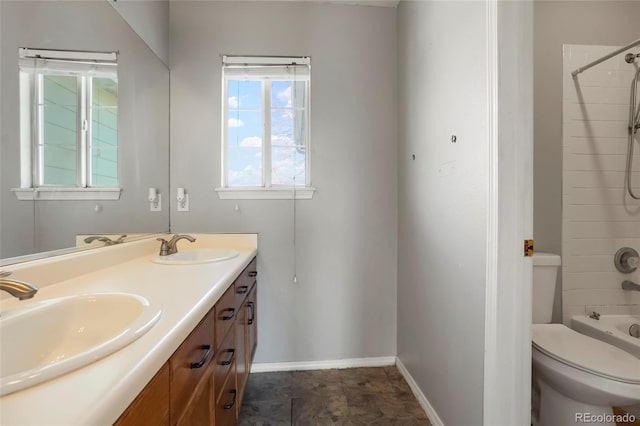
[[532, 324, 640, 385]]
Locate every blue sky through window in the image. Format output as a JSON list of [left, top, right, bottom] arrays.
[[227, 80, 262, 186], [227, 79, 306, 187]]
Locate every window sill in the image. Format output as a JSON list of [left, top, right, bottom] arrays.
[[215, 187, 316, 200], [11, 187, 122, 201]]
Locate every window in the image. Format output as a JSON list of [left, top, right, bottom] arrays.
[[217, 56, 314, 200], [13, 48, 120, 200]]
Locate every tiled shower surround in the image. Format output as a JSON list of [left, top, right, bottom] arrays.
[[562, 44, 640, 324]]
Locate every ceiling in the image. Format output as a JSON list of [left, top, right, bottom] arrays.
[[246, 0, 400, 7], [318, 0, 399, 6]]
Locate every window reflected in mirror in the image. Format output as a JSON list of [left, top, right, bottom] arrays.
[[19, 48, 118, 189]]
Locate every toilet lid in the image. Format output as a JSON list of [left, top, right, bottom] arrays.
[[532, 324, 640, 384]]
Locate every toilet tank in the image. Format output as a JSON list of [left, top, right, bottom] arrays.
[[532, 252, 561, 324]]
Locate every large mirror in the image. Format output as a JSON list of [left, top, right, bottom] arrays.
[[0, 1, 170, 264]]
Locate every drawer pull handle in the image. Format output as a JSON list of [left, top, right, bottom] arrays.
[[247, 302, 255, 325], [220, 348, 235, 366], [221, 308, 235, 321], [248, 271, 257, 278], [247, 301, 255, 325], [190, 345, 212, 369], [236, 285, 249, 294], [223, 389, 237, 410]]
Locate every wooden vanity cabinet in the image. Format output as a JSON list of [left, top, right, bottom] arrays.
[[233, 257, 257, 414], [114, 257, 257, 426], [234, 257, 256, 308], [235, 297, 247, 408], [246, 284, 257, 364], [213, 326, 236, 404], [215, 361, 239, 426], [176, 374, 214, 426], [114, 364, 170, 426], [215, 285, 236, 349], [170, 308, 216, 424]]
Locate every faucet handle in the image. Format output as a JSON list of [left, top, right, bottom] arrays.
[[156, 238, 170, 256], [614, 247, 639, 274]]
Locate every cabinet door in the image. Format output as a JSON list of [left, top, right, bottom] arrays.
[[114, 364, 170, 426], [176, 374, 214, 426], [246, 284, 257, 364]]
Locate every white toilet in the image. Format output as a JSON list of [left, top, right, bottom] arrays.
[[532, 253, 640, 426]]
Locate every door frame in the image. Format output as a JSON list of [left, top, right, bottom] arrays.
[[484, 1, 534, 425]]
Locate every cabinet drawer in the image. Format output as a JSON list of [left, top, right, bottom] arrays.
[[234, 257, 257, 309], [215, 285, 236, 349], [169, 309, 215, 422], [215, 363, 238, 426], [213, 323, 236, 402]]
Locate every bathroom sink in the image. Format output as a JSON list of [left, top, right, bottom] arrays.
[[151, 248, 239, 265], [0, 293, 161, 396]]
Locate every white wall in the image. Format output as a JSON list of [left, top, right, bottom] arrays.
[[0, 1, 170, 258], [397, 2, 488, 424], [169, 1, 398, 363], [562, 44, 640, 323], [534, 0, 640, 321], [108, 0, 170, 65]]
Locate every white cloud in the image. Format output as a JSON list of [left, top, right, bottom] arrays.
[[272, 135, 295, 147], [228, 164, 260, 186], [240, 136, 262, 147], [277, 86, 292, 107], [228, 96, 239, 108], [228, 117, 244, 128], [276, 86, 298, 119], [271, 149, 305, 185]]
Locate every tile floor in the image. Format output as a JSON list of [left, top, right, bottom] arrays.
[[237, 366, 433, 426]]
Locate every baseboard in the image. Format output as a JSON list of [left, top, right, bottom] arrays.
[[250, 356, 396, 373], [396, 357, 445, 426], [251, 356, 443, 426]]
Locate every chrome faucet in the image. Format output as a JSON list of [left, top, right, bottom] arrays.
[[622, 280, 640, 292], [0, 271, 38, 300], [84, 234, 127, 246], [156, 234, 196, 256]]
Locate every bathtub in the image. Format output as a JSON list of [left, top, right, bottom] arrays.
[[571, 314, 640, 359], [572, 314, 640, 418]]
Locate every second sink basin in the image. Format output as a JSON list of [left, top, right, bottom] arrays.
[[151, 248, 239, 265], [0, 292, 161, 396]]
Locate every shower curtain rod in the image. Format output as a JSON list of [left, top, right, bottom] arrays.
[[571, 38, 640, 77]]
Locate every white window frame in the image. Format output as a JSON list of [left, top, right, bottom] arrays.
[[216, 55, 315, 200], [13, 48, 121, 201]]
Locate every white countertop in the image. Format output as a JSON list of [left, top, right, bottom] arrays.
[[0, 233, 258, 426]]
